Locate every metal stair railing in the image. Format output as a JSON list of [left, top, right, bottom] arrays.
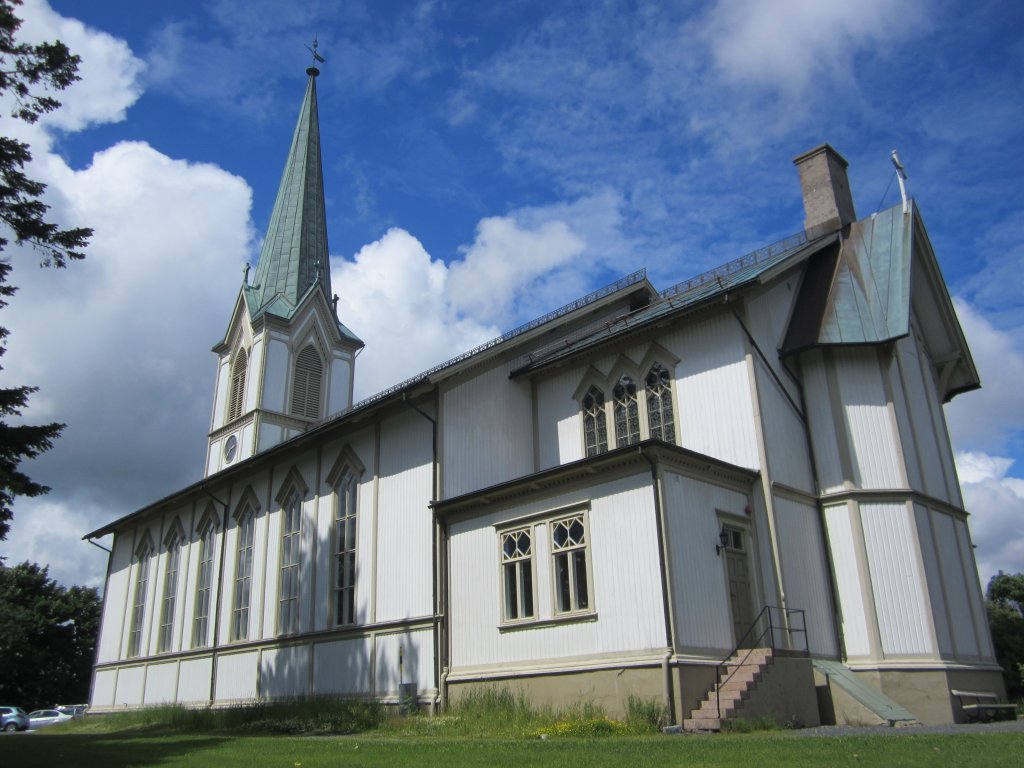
[[715, 606, 808, 720]]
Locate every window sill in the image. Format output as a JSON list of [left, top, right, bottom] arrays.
[[498, 611, 598, 633]]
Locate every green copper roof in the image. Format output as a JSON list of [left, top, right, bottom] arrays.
[[246, 68, 335, 323]]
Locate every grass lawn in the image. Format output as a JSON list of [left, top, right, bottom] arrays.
[[5, 729, 1024, 768]]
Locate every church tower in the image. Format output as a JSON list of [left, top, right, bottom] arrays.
[[206, 64, 363, 476]]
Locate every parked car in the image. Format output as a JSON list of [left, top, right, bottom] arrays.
[[54, 704, 88, 719], [27, 709, 73, 730], [1, 706, 29, 732]]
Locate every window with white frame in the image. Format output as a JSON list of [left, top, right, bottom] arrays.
[[157, 532, 181, 653], [127, 542, 152, 657], [278, 488, 302, 634], [333, 471, 358, 625], [582, 386, 608, 457], [551, 514, 591, 614], [500, 527, 534, 622], [612, 374, 640, 447], [645, 362, 675, 443], [192, 518, 216, 648], [231, 505, 255, 641]]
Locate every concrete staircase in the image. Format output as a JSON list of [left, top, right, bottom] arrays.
[[683, 648, 774, 732]]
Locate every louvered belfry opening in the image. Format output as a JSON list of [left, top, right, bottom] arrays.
[[227, 348, 248, 422], [291, 344, 323, 418]]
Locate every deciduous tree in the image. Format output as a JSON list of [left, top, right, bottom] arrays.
[[985, 571, 1024, 698], [0, 561, 100, 707], [0, 0, 91, 540]]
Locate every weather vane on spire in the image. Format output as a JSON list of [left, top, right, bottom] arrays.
[[305, 37, 326, 67]]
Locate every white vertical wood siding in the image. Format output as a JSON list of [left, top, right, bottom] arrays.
[[443, 364, 534, 498], [246, 336, 263, 413], [375, 629, 434, 695], [114, 665, 145, 706], [823, 504, 871, 657], [773, 497, 838, 656], [802, 352, 845, 493], [665, 314, 759, 470], [860, 503, 931, 656], [661, 471, 744, 653], [913, 503, 954, 656], [834, 349, 903, 489], [215, 651, 259, 701], [313, 637, 373, 695], [328, 355, 351, 416], [888, 348, 924, 491], [375, 412, 435, 622], [448, 473, 664, 670], [931, 512, 980, 658], [262, 336, 289, 412], [261, 490, 282, 640], [954, 516, 991, 659], [756, 371, 815, 491], [96, 534, 133, 663], [897, 334, 950, 501], [92, 669, 117, 708], [143, 661, 178, 704], [177, 657, 213, 703], [261, 644, 311, 698], [536, 366, 590, 469], [213, 356, 230, 428]]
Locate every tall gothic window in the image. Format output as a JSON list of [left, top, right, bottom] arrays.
[[192, 519, 216, 648], [645, 362, 676, 444], [551, 514, 590, 614], [157, 532, 181, 653], [501, 527, 534, 622], [334, 471, 358, 626], [613, 374, 640, 447], [290, 344, 323, 419], [582, 386, 608, 457], [128, 543, 152, 657], [231, 505, 255, 641], [278, 488, 302, 634]]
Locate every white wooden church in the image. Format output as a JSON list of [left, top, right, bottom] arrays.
[[86, 66, 1004, 726]]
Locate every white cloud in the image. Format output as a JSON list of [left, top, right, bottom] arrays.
[[700, 0, 929, 95], [946, 298, 1024, 454], [957, 451, 1024, 586], [18, 0, 144, 134], [333, 228, 499, 401]]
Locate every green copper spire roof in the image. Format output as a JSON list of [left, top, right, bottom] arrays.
[[246, 66, 336, 323]]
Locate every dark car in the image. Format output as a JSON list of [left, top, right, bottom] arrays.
[[0, 706, 29, 732]]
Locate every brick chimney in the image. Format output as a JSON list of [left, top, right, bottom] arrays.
[[793, 144, 857, 237]]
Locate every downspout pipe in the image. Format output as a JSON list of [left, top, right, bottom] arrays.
[[640, 446, 678, 725], [403, 392, 443, 713]]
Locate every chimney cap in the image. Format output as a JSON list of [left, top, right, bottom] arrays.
[[792, 143, 849, 169]]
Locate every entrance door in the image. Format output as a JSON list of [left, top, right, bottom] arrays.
[[723, 526, 755, 647]]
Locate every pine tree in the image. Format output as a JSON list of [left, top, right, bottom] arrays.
[[0, 0, 91, 540]]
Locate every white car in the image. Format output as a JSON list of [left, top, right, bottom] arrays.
[[27, 709, 73, 730]]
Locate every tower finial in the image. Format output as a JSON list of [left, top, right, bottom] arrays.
[[305, 37, 325, 77]]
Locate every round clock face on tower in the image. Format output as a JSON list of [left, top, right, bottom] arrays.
[[224, 435, 238, 464]]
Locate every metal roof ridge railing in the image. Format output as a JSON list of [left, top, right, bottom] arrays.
[[659, 230, 807, 301], [333, 268, 648, 415]]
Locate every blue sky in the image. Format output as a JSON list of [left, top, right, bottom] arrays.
[[0, 0, 1022, 591]]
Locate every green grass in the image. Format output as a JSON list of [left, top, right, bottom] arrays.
[[6, 731, 1024, 768]]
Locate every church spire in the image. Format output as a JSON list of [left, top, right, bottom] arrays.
[[247, 66, 332, 320]]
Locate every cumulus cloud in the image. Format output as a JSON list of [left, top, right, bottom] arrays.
[[957, 452, 1024, 585]]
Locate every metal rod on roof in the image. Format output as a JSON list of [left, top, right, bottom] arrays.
[[891, 150, 909, 214]]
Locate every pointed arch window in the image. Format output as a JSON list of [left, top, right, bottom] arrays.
[[192, 512, 218, 648], [645, 362, 676, 444], [157, 528, 182, 653], [582, 386, 608, 457], [128, 540, 153, 658], [278, 487, 303, 634], [334, 470, 358, 625], [227, 348, 248, 422], [613, 374, 640, 447], [290, 344, 323, 419], [231, 503, 256, 642]]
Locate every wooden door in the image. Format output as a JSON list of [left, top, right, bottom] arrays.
[[724, 527, 755, 647]]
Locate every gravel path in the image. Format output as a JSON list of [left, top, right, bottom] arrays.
[[775, 719, 1024, 738]]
